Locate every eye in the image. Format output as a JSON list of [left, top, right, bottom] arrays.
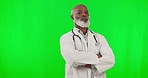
[[85, 11, 88, 14], [77, 11, 82, 14]]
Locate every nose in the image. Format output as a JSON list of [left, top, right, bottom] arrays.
[[82, 14, 87, 17]]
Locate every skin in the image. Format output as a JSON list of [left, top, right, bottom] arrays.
[[71, 4, 102, 68], [71, 4, 89, 35]]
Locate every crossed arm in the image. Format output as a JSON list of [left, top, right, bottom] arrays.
[[60, 34, 115, 74]]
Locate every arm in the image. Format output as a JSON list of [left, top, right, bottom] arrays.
[[60, 34, 99, 66], [95, 36, 115, 74]]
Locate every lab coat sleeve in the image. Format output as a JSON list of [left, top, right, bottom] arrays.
[[60, 34, 99, 66], [95, 35, 115, 74]]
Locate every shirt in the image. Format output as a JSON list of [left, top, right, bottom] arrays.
[[75, 27, 88, 46]]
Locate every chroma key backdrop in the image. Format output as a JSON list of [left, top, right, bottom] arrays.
[[0, 0, 148, 78]]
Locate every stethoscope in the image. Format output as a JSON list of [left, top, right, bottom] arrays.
[[72, 29, 100, 50], [72, 29, 100, 78]]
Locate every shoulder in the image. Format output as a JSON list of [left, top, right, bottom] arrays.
[[91, 31, 107, 42], [91, 31, 104, 38], [60, 31, 73, 41]]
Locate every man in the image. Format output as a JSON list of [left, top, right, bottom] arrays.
[[60, 4, 115, 78]]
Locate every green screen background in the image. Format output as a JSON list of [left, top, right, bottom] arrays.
[[0, 0, 148, 78]]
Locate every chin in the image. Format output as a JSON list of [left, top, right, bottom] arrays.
[[82, 27, 88, 29]]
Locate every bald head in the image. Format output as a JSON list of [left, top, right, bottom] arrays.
[[71, 4, 88, 15]]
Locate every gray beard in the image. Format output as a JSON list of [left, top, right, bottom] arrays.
[[73, 17, 90, 28]]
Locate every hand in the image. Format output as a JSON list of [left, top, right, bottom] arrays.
[[96, 52, 102, 58], [84, 64, 91, 68], [77, 64, 91, 69]]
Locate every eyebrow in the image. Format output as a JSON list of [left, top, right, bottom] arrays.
[[78, 10, 82, 11]]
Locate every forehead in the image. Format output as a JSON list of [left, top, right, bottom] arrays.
[[74, 6, 88, 12]]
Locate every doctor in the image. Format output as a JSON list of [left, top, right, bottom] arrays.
[[60, 4, 115, 78]]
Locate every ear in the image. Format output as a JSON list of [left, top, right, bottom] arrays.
[[71, 15, 74, 20]]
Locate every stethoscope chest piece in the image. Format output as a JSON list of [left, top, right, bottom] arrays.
[[95, 42, 100, 46]]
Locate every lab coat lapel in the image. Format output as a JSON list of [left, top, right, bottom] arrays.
[[87, 30, 96, 53], [73, 27, 88, 52]]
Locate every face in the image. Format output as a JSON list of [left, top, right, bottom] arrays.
[[72, 6, 89, 22]]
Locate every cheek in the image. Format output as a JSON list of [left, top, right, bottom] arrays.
[[75, 16, 79, 19], [75, 15, 81, 19]]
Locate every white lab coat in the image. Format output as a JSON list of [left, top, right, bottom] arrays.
[[60, 27, 115, 78]]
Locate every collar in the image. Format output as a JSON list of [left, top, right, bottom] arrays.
[[74, 27, 88, 37]]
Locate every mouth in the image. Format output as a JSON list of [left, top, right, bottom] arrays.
[[81, 18, 88, 22]]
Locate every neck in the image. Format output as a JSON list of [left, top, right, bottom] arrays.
[[75, 23, 88, 35]]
